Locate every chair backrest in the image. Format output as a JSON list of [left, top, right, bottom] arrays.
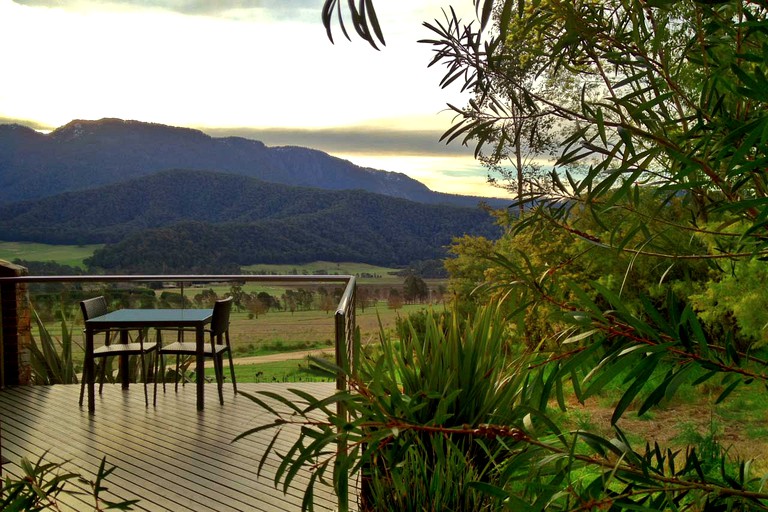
[[81, 296, 108, 321], [210, 297, 233, 336]]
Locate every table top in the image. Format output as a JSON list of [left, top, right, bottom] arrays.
[[85, 308, 213, 329]]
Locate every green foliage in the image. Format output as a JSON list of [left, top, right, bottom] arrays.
[[395, 308, 453, 345], [444, 234, 496, 312], [29, 308, 78, 385], [238, 303, 531, 511], [402, 274, 429, 303], [307, 0, 768, 510], [321, 0, 385, 50], [363, 435, 493, 511], [11, 259, 83, 276], [394, 259, 448, 279], [690, 257, 768, 348], [240, 301, 768, 511], [672, 420, 727, 478], [1, 453, 138, 510]]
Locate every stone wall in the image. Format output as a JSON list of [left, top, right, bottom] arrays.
[[0, 260, 31, 387]]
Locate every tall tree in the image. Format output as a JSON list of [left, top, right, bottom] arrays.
[[403, 274, 429, 303], [249, 2, 768, 510]]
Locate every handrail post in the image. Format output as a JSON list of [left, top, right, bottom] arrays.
[[334, 276, 356, 512], [0, 260, 31, 387]]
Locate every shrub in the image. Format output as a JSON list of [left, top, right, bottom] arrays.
[[29, 308, 78, 385], [1, 453, 138, 510], [237, 302, 528, 511]]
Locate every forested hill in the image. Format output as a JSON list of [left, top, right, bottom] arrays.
[[0, 169, 500, 272], [0, 118, 506, 208]]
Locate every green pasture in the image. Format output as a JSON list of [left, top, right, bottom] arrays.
[[0, 240, 410, 284], [0, 241, 102, 268], [227, 302, 429, 348], [241, 261, 405, 284], [162, 282, 352, 301], [204, 357, 335, 384]]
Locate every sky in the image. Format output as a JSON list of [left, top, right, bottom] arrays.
[[0, 0, 508, 198]]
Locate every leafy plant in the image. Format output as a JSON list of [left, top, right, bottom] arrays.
[[237, 302, 531, 511], [239, 301, 768, 511], [29, 308, 78, 385], [1, 453, 138, 511], [672, 420, 726, 478]]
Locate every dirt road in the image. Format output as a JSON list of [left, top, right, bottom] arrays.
[[214, 348, 336, 366]]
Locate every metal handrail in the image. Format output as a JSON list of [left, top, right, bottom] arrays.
[[0, 274, 354, 284], [0, 273, 357, 382]]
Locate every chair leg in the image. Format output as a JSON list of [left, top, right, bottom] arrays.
[[153, 351, 159, 407], [214, 356, 224, 405], [79, 369, 87, 406], [174, 356, 180, 392], [80, 358, 99, 405], [176, 329, 185, 391], [161, 352, 167, 393], [98, 358, 107, 395], [227, 350, 237, 394], [80, 351, 96, 406], [140, 352, 148, 407], [157, 330, 166, 394]]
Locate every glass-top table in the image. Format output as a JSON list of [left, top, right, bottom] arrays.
[[83, 308, 213, 412]]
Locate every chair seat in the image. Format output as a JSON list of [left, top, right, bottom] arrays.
[[160, 342, 229, 356], [93, 342, 158, 356]]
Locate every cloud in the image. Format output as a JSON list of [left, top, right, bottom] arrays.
[[0, 116, 53, 131], [0, 115, 474, 158], [202, 125, 476, 158], [12, 0, 318, 20]]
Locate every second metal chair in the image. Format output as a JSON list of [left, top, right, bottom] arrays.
[[156, 296, 237, 405]]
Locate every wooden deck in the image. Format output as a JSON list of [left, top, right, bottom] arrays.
[[0, 382, 351, 511]]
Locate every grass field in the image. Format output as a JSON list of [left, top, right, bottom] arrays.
[[227, 302, 431, 350], [0, 241, 102, 268], [204, 357, 335, 384], [241, 261, 406, 284], [0, 241, 412, 285]]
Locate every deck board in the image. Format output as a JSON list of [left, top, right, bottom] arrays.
[[0, 383, 352, 511]]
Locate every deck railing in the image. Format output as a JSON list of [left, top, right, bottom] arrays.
[[0, 269, 357, 389]]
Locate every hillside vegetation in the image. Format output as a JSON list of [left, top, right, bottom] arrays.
[[0, 169, 500, 271]]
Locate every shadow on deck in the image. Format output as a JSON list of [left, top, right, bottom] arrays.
[[0, 382, 347, 511]]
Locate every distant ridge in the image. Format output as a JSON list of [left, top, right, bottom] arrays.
[[0, 118, 508, 208], [0, 169, 501, 270]]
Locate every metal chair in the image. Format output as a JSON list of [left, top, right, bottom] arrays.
[[78, 296, 157, 406], [156, 297, 237, 405]]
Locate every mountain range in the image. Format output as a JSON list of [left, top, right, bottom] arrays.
[[0, 118, 506, 208]]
